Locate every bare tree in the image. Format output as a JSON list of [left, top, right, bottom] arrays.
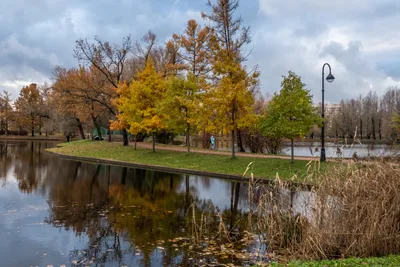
[[329, 87, 400, 142], [0, 91, 13, 135], [74, 36, 132, 146], [134, 31, 156, 66], [202, 0, 251, 62]]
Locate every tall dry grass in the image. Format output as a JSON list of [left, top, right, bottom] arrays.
[[186, 160, 400, 262], [255, 160, 400, 260]]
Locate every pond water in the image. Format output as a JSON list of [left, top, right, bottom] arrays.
[[0, 141, 314, 266], [215, 141, 399, 159], [280, 142, 399, 159]]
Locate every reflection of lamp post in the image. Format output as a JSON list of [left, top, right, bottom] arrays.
[[321, 63, 335, 162]]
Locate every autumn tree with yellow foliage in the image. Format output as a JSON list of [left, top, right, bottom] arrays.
[[203, 0, 259, 158], [162, 74, 206, 153], [161, 19, 212, 153], [29, 0, 263, 152], [112, 59, 167, 152]]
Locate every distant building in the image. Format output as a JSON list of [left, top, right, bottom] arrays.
[[315, 103, 340, 134], [314, 103, 340, 116], [325, 103, 340, 118]]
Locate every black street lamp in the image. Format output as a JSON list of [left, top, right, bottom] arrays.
[[321, 63, 335, 162]]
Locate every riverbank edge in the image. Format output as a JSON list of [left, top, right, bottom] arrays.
[[45, 149, 312, 188], [0, 136, 65, 141]]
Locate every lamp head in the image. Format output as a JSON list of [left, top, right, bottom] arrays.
[[326, 73, 335, 83]]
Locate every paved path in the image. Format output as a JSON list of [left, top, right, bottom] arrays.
[[130, 142, 324, 162]]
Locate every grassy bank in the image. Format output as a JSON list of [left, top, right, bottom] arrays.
[[268, 255, 400, 266], [47, 140, 316, 180]]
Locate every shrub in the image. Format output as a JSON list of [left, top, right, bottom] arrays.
[[241, 128, 266, 153]]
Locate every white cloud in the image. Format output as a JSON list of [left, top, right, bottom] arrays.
[[0, 0, 399, 103], [252, 0, 400, 102], [258, 0, 372, 18], [0, 34, 60, 66]]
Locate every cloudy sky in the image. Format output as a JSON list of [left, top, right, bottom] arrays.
[[1, 0, 399, 102]]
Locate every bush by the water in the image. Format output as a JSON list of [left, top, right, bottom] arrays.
[[0, 130, 29, 135]]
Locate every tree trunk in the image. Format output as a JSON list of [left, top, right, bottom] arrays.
[[92, 116, 102, 140], [152, 132, 155, 152], [347, 124, 351, 139], [122, 129, 128, 146], [5, 119, 8, 136], [359, 119, 363, 140], [108, 127, 112, 142], [186, 122, 190, 153], [76, 118, 86, 139], [186, 108, 191, 153], [202, 131, 211, 149], [372, 117, 376, 140], [39, 117, 42, 136], [134, 135, 137, 150], [31, 114, 34, 137], [237, 129, 245, 152], [231, 129, 235, 158], [290, 138, 294, 164], [231, 105, 236, 159], [378, 118, 382, 140]]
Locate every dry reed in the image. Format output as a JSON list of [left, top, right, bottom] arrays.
[[254, 160, 400, 260], [186, 158, 400, 262]]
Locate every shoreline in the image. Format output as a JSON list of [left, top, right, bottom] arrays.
[[0, 137, 64, 141], [45, 145, 313, 189]]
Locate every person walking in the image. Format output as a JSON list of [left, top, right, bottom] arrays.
[[210, 135, 215, 150]]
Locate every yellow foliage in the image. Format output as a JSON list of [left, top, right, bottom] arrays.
[[205, 57, 258, 133], [111, 59, 167, 135]]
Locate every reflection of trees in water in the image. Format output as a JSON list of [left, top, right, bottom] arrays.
[[0, 141, 10, 186], [198, 175, 211, 189], [230, 182, 241, 231], [110, 174, 187, 265], [0, 141, 54, 192], [45, 163, 125, 265], [3, 141, 251, 265], [43, 164, 196, 266], [48, 166, 249, 265]]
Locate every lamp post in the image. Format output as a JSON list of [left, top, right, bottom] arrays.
[[321, 63, 335, 162]]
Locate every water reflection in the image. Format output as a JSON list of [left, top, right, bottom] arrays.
[[0, 141, 323, 266], [0, 141, 255, 266]]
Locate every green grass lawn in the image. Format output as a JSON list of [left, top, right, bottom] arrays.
[[268, 255, 400, 267], [48, 140, 319, 181]]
